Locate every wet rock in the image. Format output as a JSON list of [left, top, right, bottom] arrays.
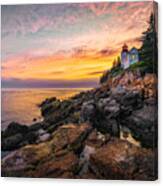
[[98, 97, 111, 111], [1, 122, 34, 151], [37, 129, 46, 135], [78, 145, 95, 176], [103, 99, 120, 119], [85, 129, 110, 148], [80, 100, 96, 123], [1, 117, 157, 179], [111, 86, 126, 101], [95, 91, 110, 100], [81, 145, 96, 160], [39, 97, 57, 108], [41, 99, 81, 126], [120, 91, 143, 110], [80, 97, 121, 136], [1, 69, 158, 179], [68, 111, 81, 123], [120, 126, 141, 147], [120, 105, 157, 148], [144, 97, 157, 105], [1, 151, 11, 159], [89, 138, 157, 180], [37, 132, 51, 143], [33, 151, 78, 178], [2, 123, 92, 178], [2, 133, 24, 151], [111, 119, 120, 137], [50, 123, 92, 153], [40, 98, 61, 117], [28, 122, 43, 131], [2, 122, 28, 138], [45, 122, 62, 133], [93, 117, 120, 137], [2, 123, 46, 151], [44, 112, 64, 125], [2, 142, 52, 177], [25, 131, 38, 144]]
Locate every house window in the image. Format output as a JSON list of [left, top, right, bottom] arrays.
[[132, 55, 135, 60]]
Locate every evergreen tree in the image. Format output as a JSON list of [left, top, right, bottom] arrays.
[[112, 58, 117, 68], [140, 13, 158, 74], [116, 56, 121, 67]]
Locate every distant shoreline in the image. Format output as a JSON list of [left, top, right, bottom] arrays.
[[1, 87, 95, 91]]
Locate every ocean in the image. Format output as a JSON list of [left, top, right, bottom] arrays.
[[1, 88, 89, 130]]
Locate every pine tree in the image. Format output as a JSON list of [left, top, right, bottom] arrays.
[[140, 13, 158, 74], [112, 59, 117, 68], [116, 56, 121, 67]]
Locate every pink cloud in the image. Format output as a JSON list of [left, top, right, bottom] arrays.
[[30, 17, 53, 33], [64, 15, 79, 24], [80, 3, 110, 16]]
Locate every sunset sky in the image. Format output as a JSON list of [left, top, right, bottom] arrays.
[[1, 1, 153, 88]]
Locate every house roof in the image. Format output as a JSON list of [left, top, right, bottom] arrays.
[[130, 47, 138, 52]]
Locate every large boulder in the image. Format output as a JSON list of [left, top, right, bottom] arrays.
[[39, 97, 57, 107], [32, 151, 78, 178], [120, 91, 143, 111], [85, 129, 110, 148], [1, 122, 157, 179], [120, 105, 157, 148], [2, 133, 24, 151], [2, 121, 51, 151], [2, 122, 29, 151], [41, 98, 82, 127], [110, 86, 126, 102], [2, 122, 29, 138], [89, 138, 157, 180], [40, 98, 61, 117], [98, 98, 120, 119], [80, 100, 96, 123], [50, 123, 92, 153], [36, 129, 51, 143], [80, 98, 121, 136], [1, 142, 52, 177], [28, 122, 43, 131], [1, 123, 92, 178]]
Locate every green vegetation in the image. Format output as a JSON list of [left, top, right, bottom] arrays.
[[129, 61, 145, 69], [100, 65, 123, 84], [128, 61, 148, 72], [110, 66, 123, 77], [128, 61, 151, 75]]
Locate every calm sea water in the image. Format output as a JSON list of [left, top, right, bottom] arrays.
[[1, 88, 89, 130]]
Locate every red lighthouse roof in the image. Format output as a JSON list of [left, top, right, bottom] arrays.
[[122, 43, 128, 52]]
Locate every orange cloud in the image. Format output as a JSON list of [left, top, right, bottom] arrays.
[[2, 47, 118, 82]]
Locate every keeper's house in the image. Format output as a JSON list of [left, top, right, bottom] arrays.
[[121, 44, 139, 69]]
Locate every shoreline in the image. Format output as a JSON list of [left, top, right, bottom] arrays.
[[1, 69, 158, 179], [1, 87, 95, 91], [2, 88, 90, 130]]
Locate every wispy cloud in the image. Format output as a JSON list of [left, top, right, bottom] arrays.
[[1, 1, 154, 88]]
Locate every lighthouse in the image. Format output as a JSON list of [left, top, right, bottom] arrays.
[[121, 43, 130, 69]]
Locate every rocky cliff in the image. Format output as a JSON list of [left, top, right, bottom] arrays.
[[1, 68, 158, 180]]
